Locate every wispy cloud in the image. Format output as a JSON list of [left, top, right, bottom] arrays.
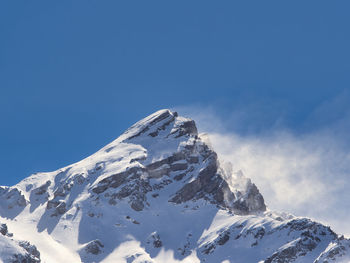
[[176, 93, 350, 236]]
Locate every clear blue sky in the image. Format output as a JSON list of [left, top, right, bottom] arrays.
[[1, 1, 350, 186]]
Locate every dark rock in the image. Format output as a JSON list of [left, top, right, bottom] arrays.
[[254, 227, 265, 239], [53, 187, 66, 198], [95, 162, 104, 171], [314, 239, 350, 263], [130, 156, 147, 163], [116, 186, 134, 199], [203, 244, 216, 255], [170, 162, 188, 172], [172, 119, 198, 138], [147, 232, 162, 248], [33, 181, 51, 195], [154, 239, 162, 248], [149, 117, 175, 137], [84, 240, 104, 255], [18, 241, 40, 261], [169, 146, 266, 215], [187, 156, 199, 164], [174, 173, 186, 181], [131, 200, 144, 211], [46, 200, 60, 209], [0, 187, 28, 209], [251, 241, 258, 247], [108, 198, 117, 205], [146, 152, 186, 171], [127, 110, 175, 140], [92, 167, 144, 194], [152, 179, 173, 190], [0, 223, 8, 236], [56, 202, 66, 215], [170, 153, 235, 210], [264, 234, 319, 263], [217, 232, 230, 246], [48, 201, 67, 216], [73, 173, 86, 185], [11, 241, 41, 263]]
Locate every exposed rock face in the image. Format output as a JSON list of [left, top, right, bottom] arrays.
[[84, 240, 104, 255], [0, 223, 40, 263], [198, 213, 341, 263], [33, 181, 51, 196], [147, 232, 162, 248], [315, 238, 350, 263], [0, 109, 349, 263], [91, 110, 266, 215], [0, 187, 27, 210], [169, 149, 266, 214], [169, 151, 234, 206], [15, 241, 41, 263], [0, 223, 8, 236]]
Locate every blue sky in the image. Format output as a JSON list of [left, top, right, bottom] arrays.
[[1, 0, 350, 189]]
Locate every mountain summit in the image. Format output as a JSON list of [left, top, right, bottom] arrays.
[[0, 109, 349, 263]]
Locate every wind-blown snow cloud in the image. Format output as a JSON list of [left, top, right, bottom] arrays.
[[208, 131, 350, 233], [176, 94, 350, 236]]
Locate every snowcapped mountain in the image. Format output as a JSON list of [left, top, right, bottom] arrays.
[[0, 109, 349, 263]]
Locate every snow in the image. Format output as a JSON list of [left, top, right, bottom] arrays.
[[0, 234, 28, 262], [0, 109, 349, 263]]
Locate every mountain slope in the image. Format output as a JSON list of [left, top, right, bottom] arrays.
[[0, 222, 40, 263], [0, 109, 349, 263]]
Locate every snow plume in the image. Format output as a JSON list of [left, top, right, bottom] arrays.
[[176, 95, 350, 236]]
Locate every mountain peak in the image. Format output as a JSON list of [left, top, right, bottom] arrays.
[[120, 109, 197, 141], [1, 110, 348, 263], [10, 109, 265, 220], [87, 109, 265, 214]]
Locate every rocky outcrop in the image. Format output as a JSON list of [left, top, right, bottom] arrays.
[[0, 223, 10, 236], [147, 232, 162, 248], [92, 167, 145, 194], [15, 241, 41, 263], [264, 237, 319, 263], [169, 146, 265, 214], [90, 110, 266, 215], [46, 200, 67, 216], [0, 223, 40, 263], [0, 187, 27, 210], [83, 240, 104, 255], [315, 238, 350, 263], [263, 221, 337, 262], [32, 181, 51, 196]]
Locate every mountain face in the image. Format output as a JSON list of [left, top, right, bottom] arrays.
[[0, 109, 349, 263]]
